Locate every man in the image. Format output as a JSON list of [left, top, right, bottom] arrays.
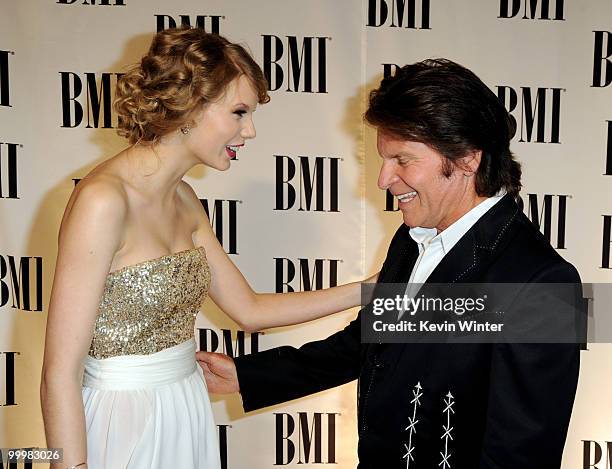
[[197, 59, 582, 468]]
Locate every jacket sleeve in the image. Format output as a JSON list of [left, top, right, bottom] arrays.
[[235, 224, 409, 412], [479, 262, 583, 468], [235, 312, 362, 411]]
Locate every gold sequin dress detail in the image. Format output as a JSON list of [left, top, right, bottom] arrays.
[[81, 247, 221, 469]]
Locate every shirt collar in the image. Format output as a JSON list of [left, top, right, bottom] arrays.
[[409, 226, 438, 248], [409, 192, 506, 254]]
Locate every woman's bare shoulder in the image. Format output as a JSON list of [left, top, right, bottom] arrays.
[[177, 180, 206, 216], [70, 172, 126, 210], [60, 166, 129, 242]]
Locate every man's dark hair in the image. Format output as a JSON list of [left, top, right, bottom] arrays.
[[365, 58, 521, 197]]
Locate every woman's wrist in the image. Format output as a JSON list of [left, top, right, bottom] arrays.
[[66, 462, 87, 469]]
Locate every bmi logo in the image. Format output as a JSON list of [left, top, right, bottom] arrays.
[[0, 352, 19, 406], [197, 328, 261, 357], [57, 0, 126, 5], [60, 72, 123, 128], [498, 0, 565, 20], [275, 155, 341, 212], [367, 0, 431, 29], [0, 142, 20, 199], [592, 31, 611, 88], [275, 258, 340, 293], [0, 255, 43, 312], [0, 50, 12, 107], [496, 86, 564, 143], [519, 194, 568, 249], [200, 199, 239, 255], [583, 440, 612, 469], [155, 14, 224, 33], [275, 412, 339, 465], [262, 35, 329, 93], [602, 215, 612, 269]]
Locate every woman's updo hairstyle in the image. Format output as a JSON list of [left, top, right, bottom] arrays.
[[114, 27, 270, 144]]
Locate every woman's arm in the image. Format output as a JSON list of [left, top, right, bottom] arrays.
[[183, 184, 377, 332], [41, 180, 126, 469], [239, 270, 378, 330]]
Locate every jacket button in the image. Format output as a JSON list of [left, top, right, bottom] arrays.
[[374, 360, 386, 369]]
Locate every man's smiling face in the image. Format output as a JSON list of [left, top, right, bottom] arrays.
[[376, 130, 482, 232]]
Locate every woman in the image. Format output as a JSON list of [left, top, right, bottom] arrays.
[[40, 28, 372, 469]]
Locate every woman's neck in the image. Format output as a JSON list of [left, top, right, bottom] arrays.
[[122, 135, 198, 203]]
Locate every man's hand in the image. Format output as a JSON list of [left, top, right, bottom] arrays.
[[196, 351, 240, 394]]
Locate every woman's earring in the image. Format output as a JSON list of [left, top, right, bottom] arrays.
[[180, 125, 191, 135]]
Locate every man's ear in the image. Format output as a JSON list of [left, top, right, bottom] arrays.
[[459, 150, 482, 176]]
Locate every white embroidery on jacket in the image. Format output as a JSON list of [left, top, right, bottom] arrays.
[[403, 381, 423, 468], [439, 391, 455, 468]]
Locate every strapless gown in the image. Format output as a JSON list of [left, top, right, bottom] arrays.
[[82, 247, 221, 469]]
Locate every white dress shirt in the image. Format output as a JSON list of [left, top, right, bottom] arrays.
[[398, 193, 505, 319]]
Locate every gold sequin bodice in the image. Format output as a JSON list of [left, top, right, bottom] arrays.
[[89, 247, 210, 359]]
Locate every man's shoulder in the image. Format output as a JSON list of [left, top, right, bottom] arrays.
[[494, 208, 580, 282]]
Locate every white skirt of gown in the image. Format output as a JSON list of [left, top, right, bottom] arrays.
[[82, 339, 221, 469]]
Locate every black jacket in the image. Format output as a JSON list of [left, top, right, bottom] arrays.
[[235, 195, 582, 469]]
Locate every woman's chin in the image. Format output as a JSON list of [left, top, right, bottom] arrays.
[[217, 160, 232, 171], [202, 158, 231, 171]]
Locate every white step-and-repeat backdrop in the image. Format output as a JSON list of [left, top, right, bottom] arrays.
[[1, 1, 610, 467]]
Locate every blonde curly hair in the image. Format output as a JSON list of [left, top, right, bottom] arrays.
[[114, 27, 270, 145]]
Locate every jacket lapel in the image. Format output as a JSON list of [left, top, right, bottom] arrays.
[[425, 194, 521, 284], [366, 226, 418, 356], [386, 238, 419, 284]]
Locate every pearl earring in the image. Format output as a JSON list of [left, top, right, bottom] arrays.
[[180, 125, 191, 135]]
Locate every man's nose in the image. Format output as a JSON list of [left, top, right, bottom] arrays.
[[378, 160, 397, 190]]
